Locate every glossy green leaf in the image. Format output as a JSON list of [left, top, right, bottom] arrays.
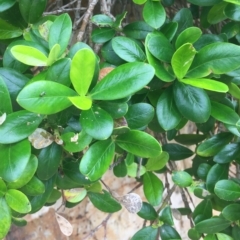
[[216, 233, 233, 240], [11, 45, 48, 66], [175, 27, 202, 49], [211, 101, 239, 125], [19, 0, 46, 23], [46, 58, 71, 86], [17, 81, 77, 114], [0, 19, 23, 39], [80, 139, 115, 181], [63, 161, 92, 186], [19, 176, 45, 196], [206, 164, 229, 193], [174, 134, 206, 145], [68, 96, 92, 110], [197, 132, 233, 157], [187, 43, 240, 78], [171, 43, 196, 79], [0, 198, 11, 239], [5, 189, 31, 213], [159, 206, 174, 226], [47, 43, 61, 66], [49, 13, 72, 55], [125, 103, 154, 129], [213, 143, 240, 164], [116, 130, 162, 158], [172, 171, 193, 187], [0, 110, 42, 144], [193, 199, 212, 224], [195, 217, 231, 234], [7, 154, 38, 189], [0, 180, 7, 197], [132, 0, 147, 4], [131, 226, 158, 240], [88, 190, 121, 213], [143, 172, 163, 206], [156, 87, 182, 130], [0, 76, 12, 114], [91, 28, 115, 43], [160, 22, 178, 41], [113, 160, 127, 178], [228, 82, 240, 100], [173, 81, 211, 123], [143, 0, 166, 29], [123, 21, 154, 40], [147, 32, 174, 63], [159, 224, 181, 240], [162, 143, 194, 161], [197, 163, 212, 180], [0, 0, 16, 12], [180, 78, 228, 93], [70, 48, 96, 96], [145, 151, 169, 171], [30, 175, 56, 213], [224, 3, 240, 21], [214, 180, 240, 201], [37, 143, 62, 180], [90, 62, 155, 100], [137, 202, 158, 220], [47, 189, 61, 203], [187, 0, 221, 6], [80, 105, 113, 140], [0, 139, 31, 182], [61, 131, 92, 153], [222, 204, 240, 221], [207, 2, 228, 24], [91, 14, 113, 27], [112, 36, 146, 62]]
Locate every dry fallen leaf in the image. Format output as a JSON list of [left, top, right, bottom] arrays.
[[0, 113, 6, 125], [28, 128, 53, 149], [55, 213, 73, 236], [118, 193, 142, 214]]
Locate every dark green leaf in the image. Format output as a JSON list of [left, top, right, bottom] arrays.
[[90, 62, 155, 100], [137, 202, 158, 220], [224, 3, 240, 21], [207, 2, 228, 24], [193, 199, 212, 224], [156, 87, 182, 130], [206, 164, 229, 193], [30, 175, 56, 213], [5, 189, 31, 213], [80, 105, 113, 140], [159, 206, 174, 225], [88, 190, 121, 213], [222, 204, 240, 221], [174, 134, 207, 145], [160, 22, 178, 41], [0, 0, 16, 12], [49, 13, 72, 56], [113, 160, 127, 177], [143, 0, 166, 29], [0, 139, 31, 182], [0, 179, 7, 197], [123, 21, 154, 40], [37, 143, 62, 180], [162, 143, 194, 161], [91, 28, 115, 43], [195, 217, 231, 234], [160, 224, 181, 240], [17, 81, 77, 114], [116, 130, 162, 158], [187, 0, 221, 6], [187, 43, 240, 78], [0, 19, 23, 39], [172, 171, 193, 187], [112, 36, 146, 62], [214, 180, 240, 201], [143, 172, 163, 206], [131, 226, 158, 240], [80, 139, 115, 181], [125, 103, 154, 129], [0, 198, 11, 239], [188, 228, 201, 240], [197, 163, 211, 180], [0, 76, 12, 114], [173, 81, 211, 123], [19, 0, 47, 23], [197, 132, 233, 157]]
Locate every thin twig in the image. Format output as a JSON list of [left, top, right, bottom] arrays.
[[44, 8, 86, 15]]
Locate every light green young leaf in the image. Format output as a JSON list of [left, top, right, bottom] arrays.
[[0, 198, 11, 239], [68, 96, 92, 110], [171, 43, 196, 79], [47, 43, 61, 66], [11, 45, 48, 66], [228, 82, 240, 99], [180, 78, 228, 92], [224, 0, 240, 5], [70, 48, 96, 96]]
